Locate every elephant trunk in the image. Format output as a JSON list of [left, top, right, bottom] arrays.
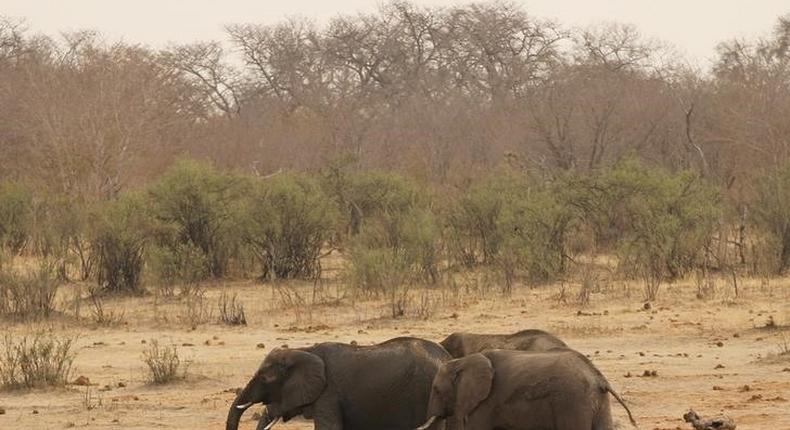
[[227, 379, 261, 430], [226, 396, 248, 430]]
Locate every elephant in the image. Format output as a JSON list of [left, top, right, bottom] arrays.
[[440, 329, 567, 358], [227, 336, 451, 430], [416, 348, 636, 430]]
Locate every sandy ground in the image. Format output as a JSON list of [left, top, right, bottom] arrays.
[[1, 276, 789, 430]]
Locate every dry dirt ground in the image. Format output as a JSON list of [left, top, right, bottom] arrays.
[[1, 276, 789, 430]]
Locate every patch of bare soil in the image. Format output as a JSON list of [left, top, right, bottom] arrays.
[[1, 277, 789, 429]]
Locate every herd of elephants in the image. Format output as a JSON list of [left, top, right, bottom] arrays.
[[226, 329, 637, 430]]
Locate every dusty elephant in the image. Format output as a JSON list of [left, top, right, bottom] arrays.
[[227, 337, 450, 430], [440, 329, 567, 358], [417, 349, 636, 430]]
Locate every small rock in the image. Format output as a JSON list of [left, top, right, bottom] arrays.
[[99, 385, 112, 392], [738, 385, 750, 392], [256, 343, 266, 349], [713, 385, 725, 391], [182, 343, 194, 347], [350, 340, 358, 346], [218, 341, 226, 346], [643, 302, 651, 310], [213, 335, 220, 340], [782, 368, 790, 372], [141, 340, 146, 344], [624, 372, 632, 378], [0, 407, 5, 415], [715, 341, 724, 347], [281, 344, 288, 348], [715, 364, 725, 369], [117, 382, 126, 388], [72, 376, 91, 386], [32, 409, 39, 414]]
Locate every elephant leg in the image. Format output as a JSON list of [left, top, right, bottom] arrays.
[[592, 396, 614, 430], [312, 397, 343, 430], [553, 404, 593, 430], [464, 409, 493, 430]]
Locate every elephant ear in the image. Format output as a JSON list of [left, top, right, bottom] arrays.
[[280, 349, 326, 412], [455, 353, 494, 418]]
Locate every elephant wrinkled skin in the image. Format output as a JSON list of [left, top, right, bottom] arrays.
[[419, 348, 637, 430], [227, 336, 450, 430], [440, 329, 567, 358]]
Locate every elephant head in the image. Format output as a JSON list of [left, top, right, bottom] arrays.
[[439, 333, 465, 357], [227, 348, 326, 430], [417, 353, 494, 429]]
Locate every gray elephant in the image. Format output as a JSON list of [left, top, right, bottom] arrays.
[[416, 349, 636, 430], [440, 329, 567, 358], [227, 337, 450, 430]]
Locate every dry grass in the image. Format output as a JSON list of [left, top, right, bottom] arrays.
[[0, 332, 75, 389], [141, 339, 189, 384], [0, 261, 61, 320], [217, 292, 246, 326]]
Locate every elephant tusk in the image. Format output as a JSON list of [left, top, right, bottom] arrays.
[[236, 402, 254, 410], [263, 417, 280, 430], [415, 416, 437, 430]]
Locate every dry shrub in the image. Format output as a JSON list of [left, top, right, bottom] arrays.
[[414, 289, 439, 320], [0, 332, 76, 389], [217, 292, 246, 325], [86, 286, 125, 326], [181, 289, 213, 326], [0, 261, 61, 320], [142, 339, 189, 384]]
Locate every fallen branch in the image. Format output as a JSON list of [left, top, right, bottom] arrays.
[[683, 409, 736, 430]]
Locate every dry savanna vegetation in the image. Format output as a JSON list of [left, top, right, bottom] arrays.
[[1, 1, 790, 429]]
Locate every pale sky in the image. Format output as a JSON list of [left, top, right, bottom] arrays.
[[2, 1, 789, 68]]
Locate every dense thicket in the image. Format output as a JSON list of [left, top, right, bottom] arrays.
[[1, 2, 790, 303]]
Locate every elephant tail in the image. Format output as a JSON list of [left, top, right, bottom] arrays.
[[604, 385, 637, 427]]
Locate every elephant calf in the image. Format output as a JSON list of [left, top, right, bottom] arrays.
[[440, 329, 567, 358], [417, 349, 636, 430], [227, 336, 450, 430]]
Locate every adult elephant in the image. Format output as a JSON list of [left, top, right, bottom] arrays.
[[440, 329, 567, 358], [227, 337, 450, 430], [417, 349, 636, 430]]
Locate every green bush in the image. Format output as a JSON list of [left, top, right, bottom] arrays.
[[30, 197, 94, 280], [244, 174, 336, 280], [597, 160, 720, 298], [92, 193, 152, 294], [753, 163, 790, 274], [496, 183, 577, 289], [347, 246, 410, 295], [0, 181, 34, 253], [148, 159, 249, 278], [0, 333, 76, 389], [444, 171, 524, 267], [444, 169, 578, 290], [323, 169, 423, 237], [148, 242, 208, 296]]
